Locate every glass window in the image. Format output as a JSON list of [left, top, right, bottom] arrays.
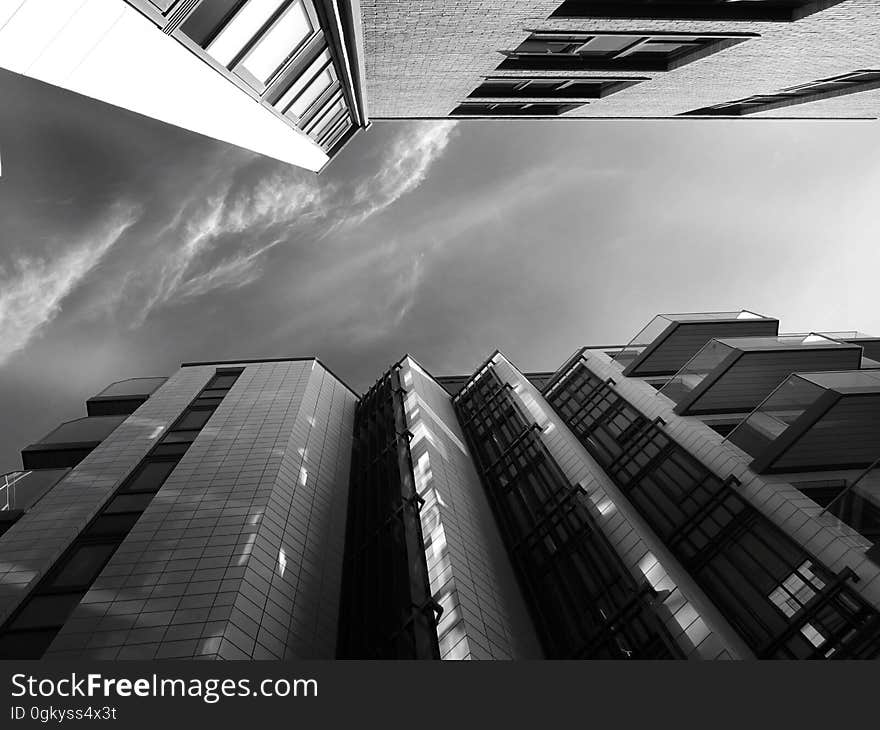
[[120, 460, 177, 494], [282, 54, 336, 119], [84, 513, 141, 538], [0, 630, 60, 659], [208, 373, 240, 389], [104, 493, 155, 515], [151, 443, 191, 458], [206, 0, 288, 66], [276, 48, 332, 111], [200, 387, 231, 398], [306, 95, 344, 136], [181, 0, 246, 47], [580, 36, 640, 54], [47, 544, 117, 590], [10, 593, 85, 630], [239, 0, 313, 84], [160, 431, 199, 444], [175, 409, 213, 431]]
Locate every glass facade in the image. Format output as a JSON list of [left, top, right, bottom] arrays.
[[0, 369, 243, 659], [545, 358, 880, 658], [683, 69, 880, 117], [454, 366, 682, 658], [498, 32, 753, 73], [336, 368, 441, 659]]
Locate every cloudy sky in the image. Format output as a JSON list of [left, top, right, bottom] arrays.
[[1, 67, 879, 472]]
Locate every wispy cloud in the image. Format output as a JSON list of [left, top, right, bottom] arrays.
[[90, 121, 457, 325], [0, 203, 139, 364]]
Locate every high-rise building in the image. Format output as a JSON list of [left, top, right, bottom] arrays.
[[2, 311, 880, 659], [0, 0, 368, 171], [2, 1, 877, 172]]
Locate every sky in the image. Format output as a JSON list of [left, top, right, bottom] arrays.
[[1, 66, 879, 472]]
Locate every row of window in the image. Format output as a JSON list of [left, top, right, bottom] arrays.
[[682, 69, 880, 116], [454, 368, 682, 659], [336, 369, 441, 660], [456, 21, 875, 118], [141, 0, 355, 152], [545, 360, 880, 658], [0, 369, 242, 659]]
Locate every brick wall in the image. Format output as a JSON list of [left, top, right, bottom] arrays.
[[361, 0, 880, 118]]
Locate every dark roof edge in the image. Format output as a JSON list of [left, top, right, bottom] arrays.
[[180, 357, 360, 399]]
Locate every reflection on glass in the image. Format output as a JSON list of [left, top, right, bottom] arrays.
[[94, 377, 167, 398], [612, 310, 767, 368], [725, 375, 825, 458], [306, 95, 344, 136], [206, 0, 287, 66], [659, 339, 732, 403], [239, 0, 313, 83]]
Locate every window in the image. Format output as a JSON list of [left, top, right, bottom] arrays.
[[174, 408, 214, 431], [46, 543, 118, 590], [83, 513, 141, 538], [544, 359, 880, 658], [550, 0, 849, 22], [468, 77, 646, 100], [104, 493, 156, 515], [177, 0, 357, 151], [274, 49, 335, 119], [207, 371, 243, 389], [181, 0, 251, 47], [453, 367, 682, 658], [499, 31, 752, 72], [183, 0, 320, 91], [119, 460, 177, 494], [682, 70, 880, 116], [9, 594, 85, 631], [769, 561, 826, 619], [237, 0, 314, 85], [451, 101, 584, 117]]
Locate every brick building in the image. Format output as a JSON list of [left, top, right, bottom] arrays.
[[360, 0, 880, 120], [2, 1, 877, 172], [2, 311, 879, 659]]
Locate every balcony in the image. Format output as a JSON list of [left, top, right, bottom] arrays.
[[612, 310, 779, 377], [0, 468, 68, 536], [86, 376, 167, 416], [794, 461, 880, 556], [659, 334, 863, 415], [21, 415, 127, 470], [726, 370, 880, 474]]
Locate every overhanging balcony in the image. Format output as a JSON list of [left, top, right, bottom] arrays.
[[726, 370, 880, 474], [86, 376, 167, 416], [660, 334, 863, 415], [21, 415, 127, 470], [612, 310, 779, 378]]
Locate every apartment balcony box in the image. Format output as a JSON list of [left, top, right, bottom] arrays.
[[826, 333, 880, 366], [86, 377, 167, 417], [727, 371, 880, 474], [661, 334, 863, 416], [614, 311, 779, 378], [0, 469, 69, 536], [21, 416, 127, 470]]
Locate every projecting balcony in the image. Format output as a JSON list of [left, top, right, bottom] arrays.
[[726, 370, 880, 474], [795, 461, 880, 555], [86, 376, 167, 416], [659, 334, 863, 415], [0, 468, 68, 536], [612, 310, 779, 377], [21, 415, 127, 470]]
